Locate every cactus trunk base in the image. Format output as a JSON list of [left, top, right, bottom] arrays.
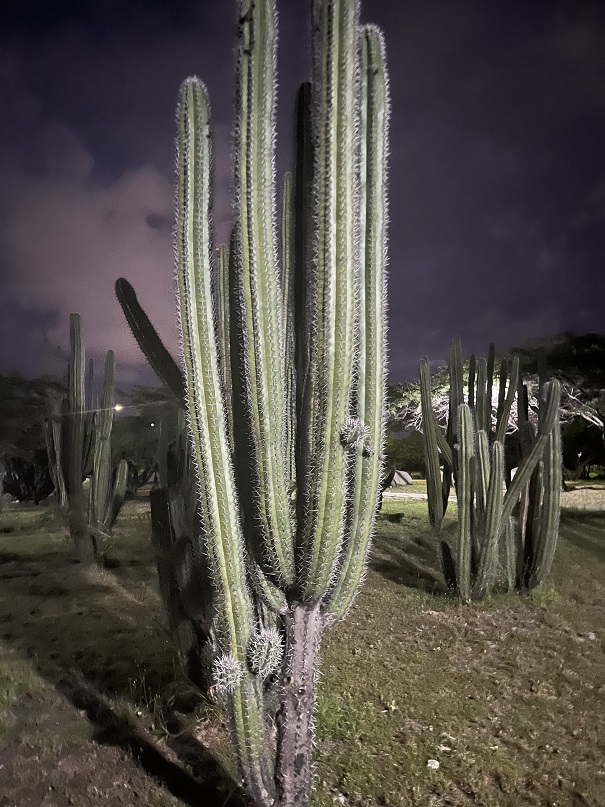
[[70, 509, 96, 564], [275, 604, 323, 807]]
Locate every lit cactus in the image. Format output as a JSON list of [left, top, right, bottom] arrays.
[[116, 1, 389, 803], [420, 337, 562, 601]]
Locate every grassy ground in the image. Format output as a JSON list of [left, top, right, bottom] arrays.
[[0, 491, 604, 806]]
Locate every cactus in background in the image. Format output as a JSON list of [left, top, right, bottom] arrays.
[[116, 1, 388, 803], [115, 278, 185, 405], [90, 350, 129, 556], [420, 337, 562, 600], [46, 314, 126, 563], [149, 407, 215, 692]]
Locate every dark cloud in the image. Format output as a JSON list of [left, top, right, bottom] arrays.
[[0, 0, 603, 387]]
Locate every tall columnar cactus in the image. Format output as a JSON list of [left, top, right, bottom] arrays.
[[90, 350, 129, 555], [116, 1, 388, 804], [149, 406, 215, 691], [46, 314, 126, 563], [420, 337, 562, 601]]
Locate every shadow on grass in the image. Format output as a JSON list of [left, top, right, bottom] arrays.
[[370, 516, 452, 595], [52, 667, 251, 807], [559, 512, 605, 562], [0, 506, 251, 807]]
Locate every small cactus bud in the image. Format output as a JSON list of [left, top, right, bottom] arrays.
[[213, 653, 244, 695], [248, 626, 283, 678]]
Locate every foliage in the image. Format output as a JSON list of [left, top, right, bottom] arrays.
[[2, 451, 54, 504], [0, 372, 64, 460], [511, 331, 605, 436], [561, 419, 605, 480]]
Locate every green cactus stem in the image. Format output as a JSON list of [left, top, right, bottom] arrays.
[[90, 350, 128, 554], [421, 338, 562, 601], [456, 403, 474, 602], [420, 357, 445, 531], [66, 313, 89, 561]]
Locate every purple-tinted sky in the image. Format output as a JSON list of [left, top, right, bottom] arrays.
[[0, 0, 603, 387]]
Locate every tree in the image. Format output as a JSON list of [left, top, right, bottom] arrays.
[[384, 431, 426, 476], [512, 332, 605, 440], [0, 372, 64, 460], [387, 332, 605, 442]]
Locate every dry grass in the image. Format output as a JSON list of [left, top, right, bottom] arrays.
[[0, 492, 604, 806]]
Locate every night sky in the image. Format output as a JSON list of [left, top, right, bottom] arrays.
[[0, 0, 603, 389]]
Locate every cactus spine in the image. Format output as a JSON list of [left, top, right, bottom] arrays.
[[116, 1, 388, 804], [420, 337, 562, 600]]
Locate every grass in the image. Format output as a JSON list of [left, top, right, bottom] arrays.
[[0, 492, 604, 806]]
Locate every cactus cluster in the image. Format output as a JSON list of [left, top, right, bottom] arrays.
[[45, 313, 127, 563], [420, 336, 562, 601], [116, 1, 389, 804]]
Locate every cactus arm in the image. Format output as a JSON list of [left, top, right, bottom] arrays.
[[215, 244, 232, 407], [292, 82, 315, 426], [448, 336, 465, 437], [495, 355, 519, 445], [501, 379, 560, 525], [435, 425, 454, 468], [45, 397, 68, 512], [82, 358, 96, 477], [495, 358, 507, 427], [485, 342, 495, 436], [524, 391, 562, 589], [280, 172, 297, 494], [456, 403, 474, 602], [444, 336, 465, 510], [473, 440, 504, 599], [475, 429, 489, 517], [90, 350, 116, 543], [298, 0, 360, 600], [248, 560, 288, 614], [468, 354, 476, 410], [115, 278, 185, 405], [174, 77, 270, 801], [234, 0, 294, 586], [326, 24, 389, 620], [475, 357, 487, 432], [66, 314, 89, 561], [107, 458, 128, 529], [502, 515, 517, 591], [420, 357, 445, 530]]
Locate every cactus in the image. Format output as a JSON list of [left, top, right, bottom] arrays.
[[46, 314, 126, 563], [149, 407, 215, 691], [90, 350, 129, 556], [116, 1, 389, 803], [420, 337, 562, 600]]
